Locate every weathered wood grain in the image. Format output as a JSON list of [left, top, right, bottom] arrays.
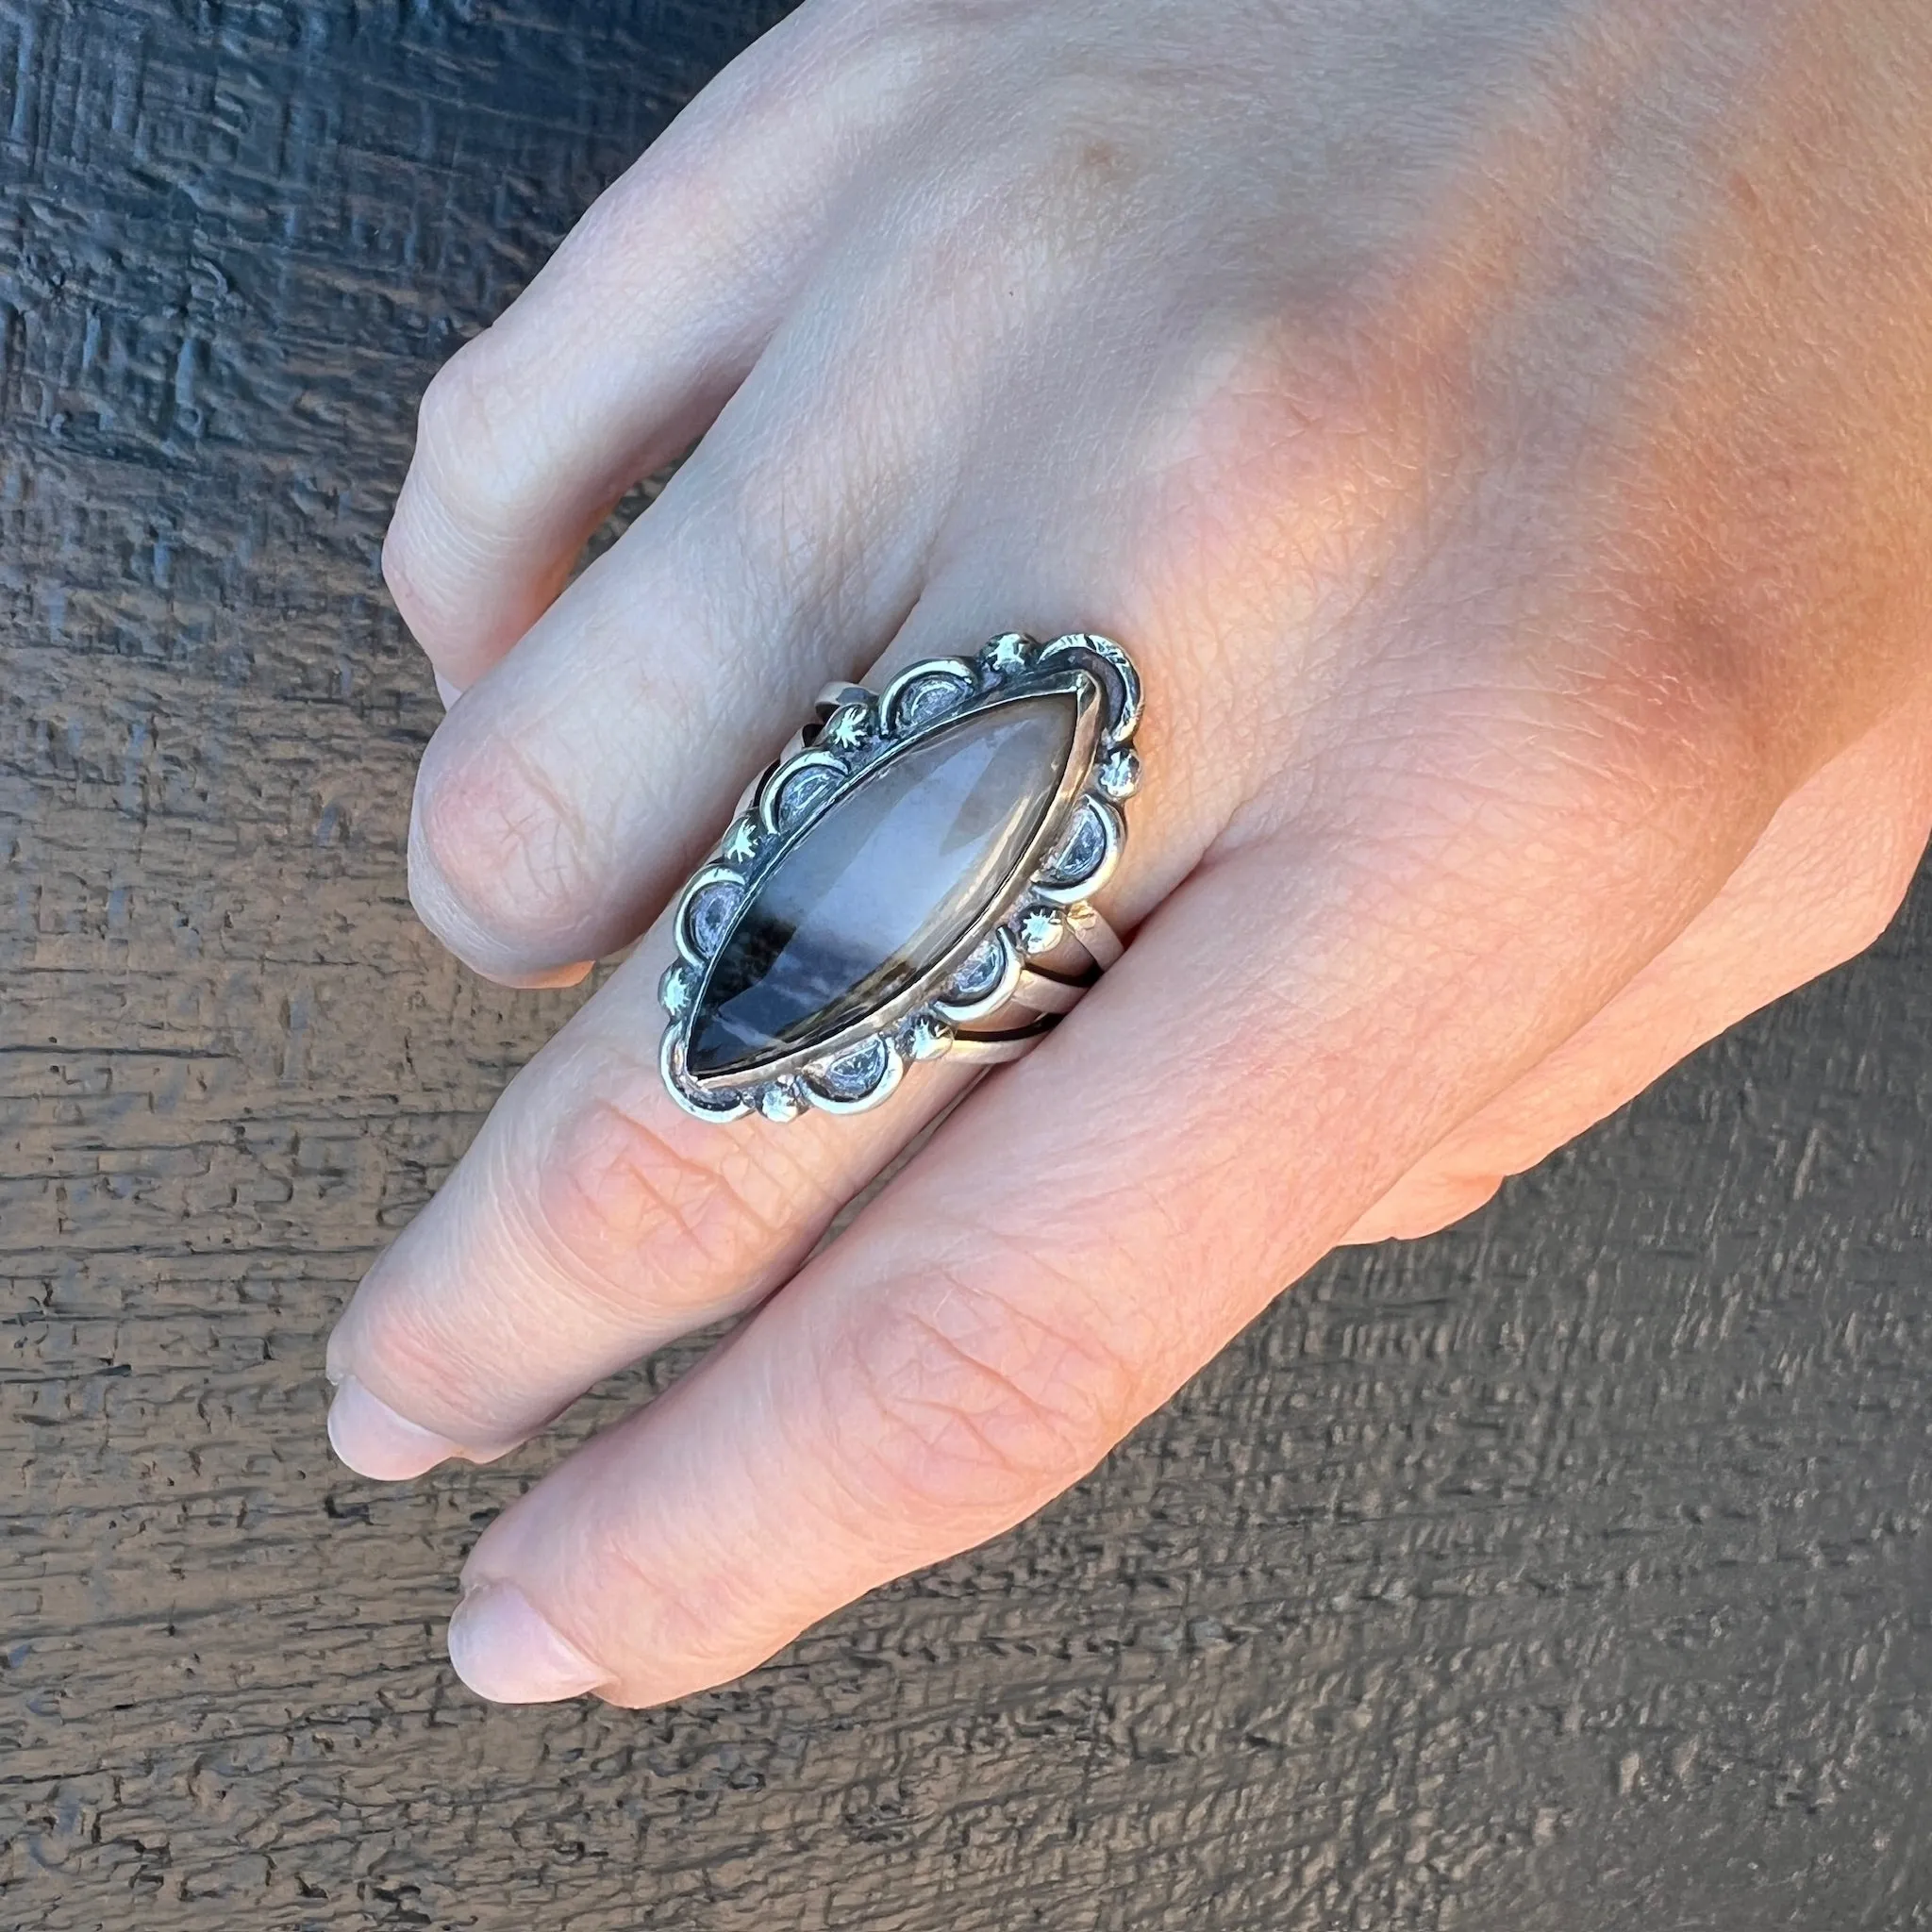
[[4, 3, 1930, 1925]]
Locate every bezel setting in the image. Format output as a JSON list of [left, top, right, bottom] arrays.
[[658, 632, 1141, 1122]]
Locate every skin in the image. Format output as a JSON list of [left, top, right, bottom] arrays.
[[325, 0, 1932, 1706]]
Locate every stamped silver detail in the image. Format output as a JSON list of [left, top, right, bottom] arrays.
[[759, 1081, 805, 1124], [681, 875, 743, 961], [815, 1038, 891, 1101], [1096, 746, 1141, 802], [1034, 796, 1122, 906], [1041, 633, 1141, 747], [773, 760, 842, 826], [879, 658, 978, 736], [1042, 799, 1108, 887], [905, 1012, 954, 1061], [806, 1034, 905, 1115], [1015, 904, 1067, 957], [820, 702, 874, 753], [758, 749, 848, 836], [659, 1029, 750, 1124], [979, 632, 1035, 676], [721, 816, 762, 865], [659, 960, 696, 1017], [933, 924, 1023, 1025], [945, 935, 1007, 1002]]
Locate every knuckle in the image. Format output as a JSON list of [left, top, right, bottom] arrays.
[[412, 341, 502, 494], [824, 1267, 1139, 1531], [527, 1078, 791, 1307], [383, 343, 524, 643], [1553, 558, 1879, 823], [378, 514, 440, 643], [408, 340, 527, 528], [409, 726, 600, 952], [338, 1279, 506, 1449]]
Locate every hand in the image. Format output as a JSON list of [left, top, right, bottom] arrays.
[[326, 0, 1932, 1705]]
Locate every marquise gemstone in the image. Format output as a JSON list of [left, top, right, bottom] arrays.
[[686, 692, 1078, 1080]]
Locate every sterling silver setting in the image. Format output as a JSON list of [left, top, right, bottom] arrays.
[[658, 631, 1142, 1123]]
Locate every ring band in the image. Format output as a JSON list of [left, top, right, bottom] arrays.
[[658, 631, 1142, 1124]]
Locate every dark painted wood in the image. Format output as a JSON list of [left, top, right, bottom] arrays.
[[4, 2, 1929, 1924]]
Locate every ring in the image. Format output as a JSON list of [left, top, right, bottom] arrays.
[[658, 630, 1143, 1123]]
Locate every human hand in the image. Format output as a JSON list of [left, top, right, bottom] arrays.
[[327, 0, 1932, 1704]]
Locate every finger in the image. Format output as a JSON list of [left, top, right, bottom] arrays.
[[384, 4, 934, 690], [324, 895, 986, 1478], [1343, 694, 1932, 1241], [401, 317, 955, 986], [434, 726, 1789, 1707]]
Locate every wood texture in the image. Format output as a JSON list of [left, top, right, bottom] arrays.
[[4, 3, 1930, 1925]]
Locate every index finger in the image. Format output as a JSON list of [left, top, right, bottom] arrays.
[[382, 7, 926, 689]]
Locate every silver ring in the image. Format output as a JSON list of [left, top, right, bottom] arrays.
[[658, 630, 1143, 1124]]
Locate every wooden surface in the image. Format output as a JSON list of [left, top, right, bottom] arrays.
[[5, 3, 1931, 1925]]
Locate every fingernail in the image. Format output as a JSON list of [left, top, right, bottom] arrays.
[[496, 959, 595, 991], [434, 670, 464, 709], [326, 1375, 462, 1480], [447, 1581, 608, 1703]]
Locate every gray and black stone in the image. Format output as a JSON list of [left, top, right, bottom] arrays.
[[688, 692, 1076, 1079]]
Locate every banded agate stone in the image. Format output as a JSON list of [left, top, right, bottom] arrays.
[[687, 691, 1077, 1081]]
